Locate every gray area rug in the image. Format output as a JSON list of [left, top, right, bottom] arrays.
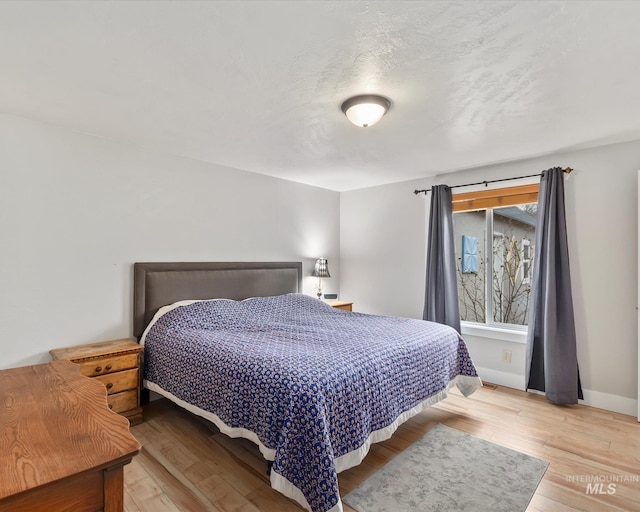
[[343, 424, 548, 512]]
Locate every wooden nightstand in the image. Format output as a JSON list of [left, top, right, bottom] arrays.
[[50, 338, 143, 425], [326, 300, 353, 311]]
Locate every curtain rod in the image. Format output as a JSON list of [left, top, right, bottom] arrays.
[[413, 167, 573, 195]]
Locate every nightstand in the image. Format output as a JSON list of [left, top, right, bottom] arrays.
[[326, 300, 353, 311], [50, 338, 143, 425]]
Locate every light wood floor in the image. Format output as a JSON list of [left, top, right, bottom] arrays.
[[124, 384, 640, 512]]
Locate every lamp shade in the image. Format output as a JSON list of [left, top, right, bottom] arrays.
[[341, 94, 391, 128], [312, 258, 331, 278]]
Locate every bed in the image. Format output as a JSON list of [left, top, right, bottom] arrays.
[[133, 261, 481, 512]]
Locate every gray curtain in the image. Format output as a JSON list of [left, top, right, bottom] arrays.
[[526, 167, 583, 404], [423, 185, 461, 333]]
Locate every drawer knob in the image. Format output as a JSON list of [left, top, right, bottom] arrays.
[[105, 364, 112, 371], [109, 404, 113, 409], [106, 383, 113, 389], [95, 366, 102, 372]]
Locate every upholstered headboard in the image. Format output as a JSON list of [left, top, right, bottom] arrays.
[[133, 261, 302, 340]]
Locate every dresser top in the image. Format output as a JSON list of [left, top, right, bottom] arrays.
[[0, 360, 141, 499], [50, 338, 142, 361]]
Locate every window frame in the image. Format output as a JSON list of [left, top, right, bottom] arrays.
[[452, 183, 539, 212], [453, 182, 538, 333]]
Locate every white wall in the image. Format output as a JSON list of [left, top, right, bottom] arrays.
[[340, 179, 427, 318], [4, 112, 638, 416], [0, 115, 340, 369], [341, 140, 640, 416]]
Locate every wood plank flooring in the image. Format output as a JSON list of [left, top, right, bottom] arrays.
[[125, 384, 640, 511]]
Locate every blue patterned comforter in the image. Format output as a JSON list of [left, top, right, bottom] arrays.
[[143, 293, 480, 512]]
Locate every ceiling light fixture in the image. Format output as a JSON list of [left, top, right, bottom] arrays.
[[341, 94, 391, 128]]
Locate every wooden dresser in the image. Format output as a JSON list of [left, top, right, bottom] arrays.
[[50, 339, 143, 425], [0, 360, 140, 512]]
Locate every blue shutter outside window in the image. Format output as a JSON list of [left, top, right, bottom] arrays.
[[462, 235, 478, 273]]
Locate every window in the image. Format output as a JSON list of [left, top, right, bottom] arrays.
[[452, 185, 537, 328]]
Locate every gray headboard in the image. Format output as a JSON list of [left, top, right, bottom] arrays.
[[133, 261, 302, 340]]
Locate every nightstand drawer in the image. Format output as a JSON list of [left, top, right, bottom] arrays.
[[108, 390, 138, 414], [95, 368, 138, 395], [76, 353, 138, 377]]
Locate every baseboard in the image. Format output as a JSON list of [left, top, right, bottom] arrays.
[[475, 366, 638, 418], [476, 367, 525, 391], [579, 388, 638, 418]]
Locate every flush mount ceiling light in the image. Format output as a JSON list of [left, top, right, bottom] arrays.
[[341, 94, 391, 128]]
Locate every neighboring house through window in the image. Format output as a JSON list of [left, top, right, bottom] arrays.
[[452, 184, 537, 328]]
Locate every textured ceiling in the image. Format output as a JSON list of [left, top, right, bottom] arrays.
[[2, 1, 640, 191]]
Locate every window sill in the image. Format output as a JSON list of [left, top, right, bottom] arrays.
[[460, 322, 528, 344]]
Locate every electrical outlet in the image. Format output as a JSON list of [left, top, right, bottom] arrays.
[[502, 349, 512, 364]]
